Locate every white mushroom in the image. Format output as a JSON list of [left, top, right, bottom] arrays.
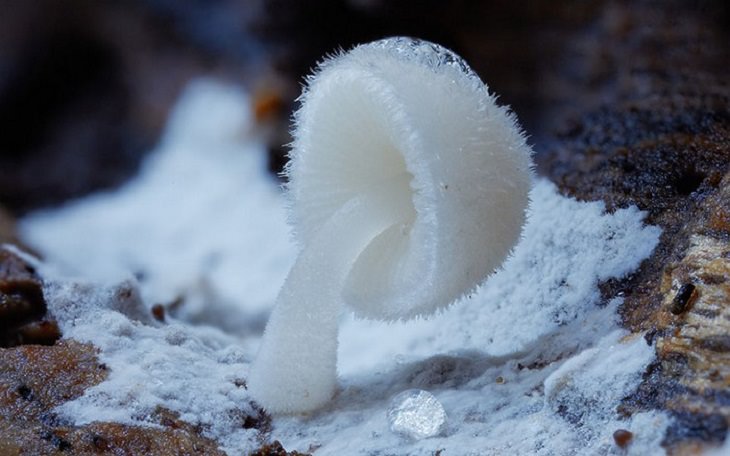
[[248, 37, 533, 414]]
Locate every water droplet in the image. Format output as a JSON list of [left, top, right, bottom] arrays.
[[387, 389, 447, 440]]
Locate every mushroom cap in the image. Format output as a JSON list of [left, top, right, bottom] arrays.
[[287, 37, 532, 320]]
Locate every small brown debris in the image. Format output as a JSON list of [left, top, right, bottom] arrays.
[[15, 384, 32, 401], [670, 283, 697, 315], [0, 250, 46, 331], [699, 335, 730, 353], [495, 376, 505, 384], [253, 90, 285, 123], [12, 320, 62, 346], [250, 440, 308, 456], [613, 429, 633, 448], [239, 402, 271, 433], [151, 304, 166, 322], [47, 433, 72, 452], [0, 248, 59, 347], [92, 434, 111, 451]]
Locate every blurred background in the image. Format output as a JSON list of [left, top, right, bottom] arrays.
[[0, 0, 727, 215]]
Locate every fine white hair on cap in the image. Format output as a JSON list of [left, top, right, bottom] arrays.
[[249, 37, 534, 414]]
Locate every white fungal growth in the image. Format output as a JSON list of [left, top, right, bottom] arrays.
[[248, 37, 534, 414]]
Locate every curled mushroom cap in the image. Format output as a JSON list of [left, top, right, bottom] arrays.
[[249, 37, 533, 414]]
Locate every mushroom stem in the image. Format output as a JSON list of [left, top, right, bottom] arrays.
[[249, 178, 411, 413]]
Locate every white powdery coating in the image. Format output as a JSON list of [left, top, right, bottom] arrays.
[[544, 331, 656, 433], [274, 330, 668, 456], [20, 79, 295, 334], [251, 37, 533, 414], [43, 279, 261, 455]]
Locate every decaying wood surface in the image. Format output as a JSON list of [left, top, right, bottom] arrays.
[[540, 2, 729, 453]]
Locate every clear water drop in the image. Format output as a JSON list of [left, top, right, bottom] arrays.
[[387, 389, 447, 440]]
